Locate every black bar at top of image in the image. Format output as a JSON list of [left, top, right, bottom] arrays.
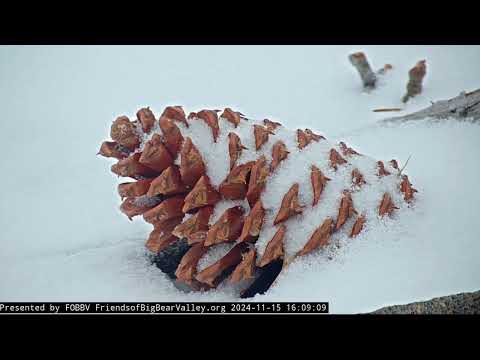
[[0, 302, 328, 314], [1, 28, 478, 45], [0, 7, 478, 45]]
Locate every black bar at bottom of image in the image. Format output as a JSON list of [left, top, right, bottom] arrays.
[[0, 302, 328, 314]]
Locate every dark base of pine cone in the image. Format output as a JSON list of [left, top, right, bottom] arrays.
[[149, 239, 283, 297], [149, 239, 191, 280], [240, 259, 283, 298]]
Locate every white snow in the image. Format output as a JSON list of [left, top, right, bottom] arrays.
[[1, 45, 479, 312]]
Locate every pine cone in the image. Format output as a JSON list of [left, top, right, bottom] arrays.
[[99, 106, 418, 298]]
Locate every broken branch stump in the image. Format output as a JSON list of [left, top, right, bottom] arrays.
[[402, 60, 427, 103], [349, 52, 393, 90]]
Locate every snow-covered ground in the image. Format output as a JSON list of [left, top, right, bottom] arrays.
[[1, 45, 479, 312]]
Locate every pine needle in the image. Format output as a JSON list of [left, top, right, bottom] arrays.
[[399, 155, 412, 175], [373, 108, 403, 112]]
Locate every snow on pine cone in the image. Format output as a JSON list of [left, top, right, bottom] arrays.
[[98, 106, 418, 297]]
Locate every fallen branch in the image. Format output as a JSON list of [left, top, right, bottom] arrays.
[[381, 89, 480, 123]]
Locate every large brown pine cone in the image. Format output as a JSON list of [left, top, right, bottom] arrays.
[[99, 106, 417, 298]]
